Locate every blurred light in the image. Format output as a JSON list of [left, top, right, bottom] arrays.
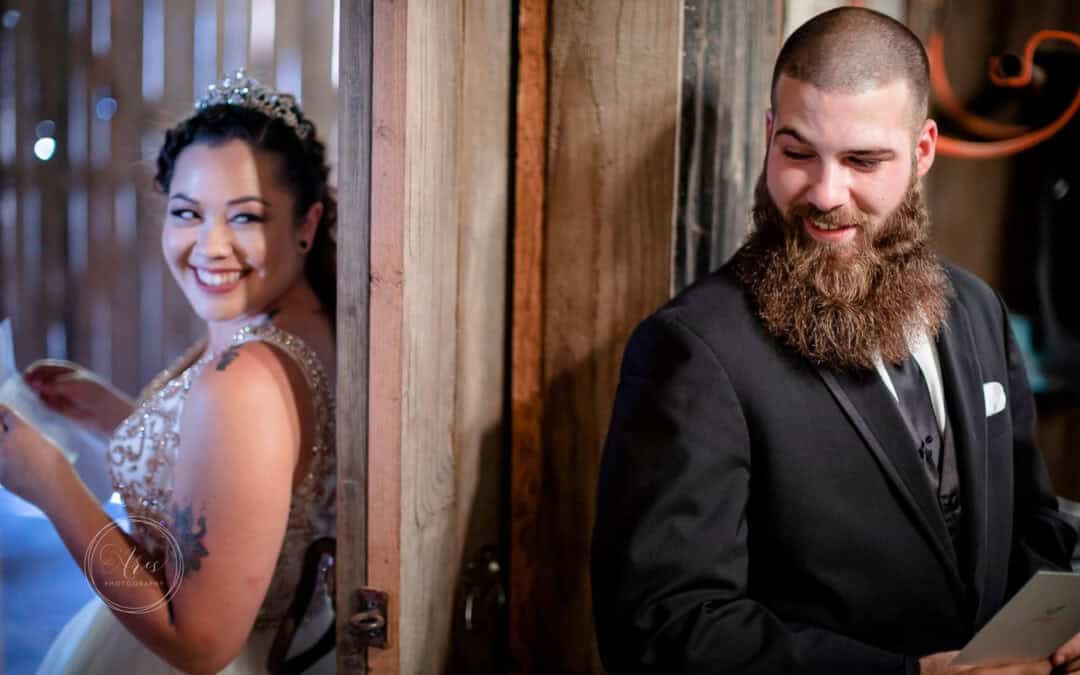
[[331, 0, 340, 89], [249, 0, 275, 68], [68, 67, 88, 166], [278, 47, 302, 102], [193, 0, 217, 101], [69, 0, 87, 34], [35, 119, 55, 138], [222, 0, 248, 80], [47, 322, 67, 360], [33, 137, 56, 161], [95, 96, 118, 121], [91, 0, 111, 55], [2, 10, 19, 29], [142, 0, 164, 102]]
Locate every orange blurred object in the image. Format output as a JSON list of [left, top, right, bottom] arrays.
[[927, 29, 1080, 159]]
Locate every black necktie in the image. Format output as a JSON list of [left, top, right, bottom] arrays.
[[887, 355, 963, 541], [887, 355, 942, 486]]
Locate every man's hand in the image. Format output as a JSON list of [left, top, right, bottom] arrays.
[[919, 651, 1051, 675], [1052, 632, 1080, 673]]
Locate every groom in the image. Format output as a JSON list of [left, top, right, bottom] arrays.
[[592, 7, 1079, 674]]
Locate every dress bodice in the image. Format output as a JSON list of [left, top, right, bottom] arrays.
[[108, 321, 336, 629]]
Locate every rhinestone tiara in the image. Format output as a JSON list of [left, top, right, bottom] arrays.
[[194, 68, 314, 140]]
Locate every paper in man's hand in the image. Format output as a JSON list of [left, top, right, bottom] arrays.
[[953, 571, 1080, 667]]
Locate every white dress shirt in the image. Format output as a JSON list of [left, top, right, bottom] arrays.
[[873, 330, 947, 433]]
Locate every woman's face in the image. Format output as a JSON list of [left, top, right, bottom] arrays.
[[162, 139, 313, 325]]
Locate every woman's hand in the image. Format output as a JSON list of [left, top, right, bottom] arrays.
[[0, 404, 74, 509], [23, 360, 134, 435]]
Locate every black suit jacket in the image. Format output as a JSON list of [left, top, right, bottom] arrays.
[[592, 261, 1077, 674]]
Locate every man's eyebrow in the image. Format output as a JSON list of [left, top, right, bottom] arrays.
[[774, 126, 808, 144], [774, 127, 896, 156], [846, 148, 896, 157]]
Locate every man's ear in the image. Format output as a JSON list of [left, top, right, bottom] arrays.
[[765, 109, 774, 147], [915, 118, 937, 178]]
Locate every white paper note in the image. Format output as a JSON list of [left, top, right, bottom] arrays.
[[953, 571, 1080, 667], [0, 318, 114, 502]]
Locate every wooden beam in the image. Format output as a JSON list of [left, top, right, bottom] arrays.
[[675, 0, 782, 287], [398, 3, 465, 672], [336, 0, 373, 672], [367, 0, 406, 672], [509, 0, 548, 671], [511, 1, 682, 672]]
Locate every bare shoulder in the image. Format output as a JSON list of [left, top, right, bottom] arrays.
[[182, 341, 306, 442]]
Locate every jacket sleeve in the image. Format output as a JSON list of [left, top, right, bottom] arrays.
[[1001, 299, 1078, 593], [591, 313, 919, 675]]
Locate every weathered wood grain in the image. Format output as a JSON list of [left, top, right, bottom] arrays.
[[675, 0, 781, 288], [509, 0, 548, 672], [367, 0, 406, 673], [336, 1, 373, 672], [512, 2, 682, 672]]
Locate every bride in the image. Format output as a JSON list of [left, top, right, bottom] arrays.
[[0, 70, 337, 674]]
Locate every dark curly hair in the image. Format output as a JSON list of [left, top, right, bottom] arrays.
[[154, 104, 337, 315]]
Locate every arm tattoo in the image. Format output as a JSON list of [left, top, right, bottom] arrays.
[[168, 500, 210, 577], [216, 344, 241, 371]]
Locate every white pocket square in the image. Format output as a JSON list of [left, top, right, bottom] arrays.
[[983, 381, 1006, 417]]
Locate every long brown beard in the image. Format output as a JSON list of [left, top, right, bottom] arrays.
[[733, 173, 950, 371]]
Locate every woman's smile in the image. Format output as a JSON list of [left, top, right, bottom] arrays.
[[190, 265, 251, 293]]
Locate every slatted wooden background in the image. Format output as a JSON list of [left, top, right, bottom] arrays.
[[0, 0, 337, 397], [674, 0, 909, 289]]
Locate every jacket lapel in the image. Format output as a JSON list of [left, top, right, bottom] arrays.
[[936, 298, 993, 626], [818, 365, 965, 598]]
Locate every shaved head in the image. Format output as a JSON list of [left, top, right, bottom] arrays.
[[771, 7, 930, 128]]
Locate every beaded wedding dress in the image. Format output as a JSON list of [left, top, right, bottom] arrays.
[[35, 322, 336, 674]]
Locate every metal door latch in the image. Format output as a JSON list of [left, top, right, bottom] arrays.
[[462, 545, 506, 631], [348, 587, 389, 649]]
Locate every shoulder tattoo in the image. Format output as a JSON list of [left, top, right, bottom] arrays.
[[216, 344, 241, 371]]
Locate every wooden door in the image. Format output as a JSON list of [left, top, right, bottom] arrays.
[[509, 1, 684, 672], [353, 1, 513, 673]]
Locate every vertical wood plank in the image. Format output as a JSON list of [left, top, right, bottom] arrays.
[[512, 1, 682, 672], [108, 0, 142, 394], [220, 0, 249, 74], [65, 0, 93, 372], [336, 0, 373, 672], [450, 1, 512, 672], [301, 0, 335, 135], [247, 0, 275, 80], [674, 0, 781, 288], [399, 3, 463, 672], [272, 0, 302, 95], [33, 1, 70, 366], [162, 0, 198, 358], [367, 0, 405, 673], [509, 0, 548, 671], [11, 1, 36, 365]]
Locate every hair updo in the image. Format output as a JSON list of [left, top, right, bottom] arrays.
[[154, 104, 337, 315]]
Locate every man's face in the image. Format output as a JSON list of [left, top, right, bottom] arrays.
[[764, 75, 937, 256]]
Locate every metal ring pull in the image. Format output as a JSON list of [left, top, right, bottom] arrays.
[[349, 609, 387, 633]]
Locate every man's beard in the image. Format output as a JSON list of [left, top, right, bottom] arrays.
[[733, 172, 950, 371]]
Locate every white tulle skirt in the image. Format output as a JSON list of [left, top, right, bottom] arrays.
[[34, 594, 336, 674]]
